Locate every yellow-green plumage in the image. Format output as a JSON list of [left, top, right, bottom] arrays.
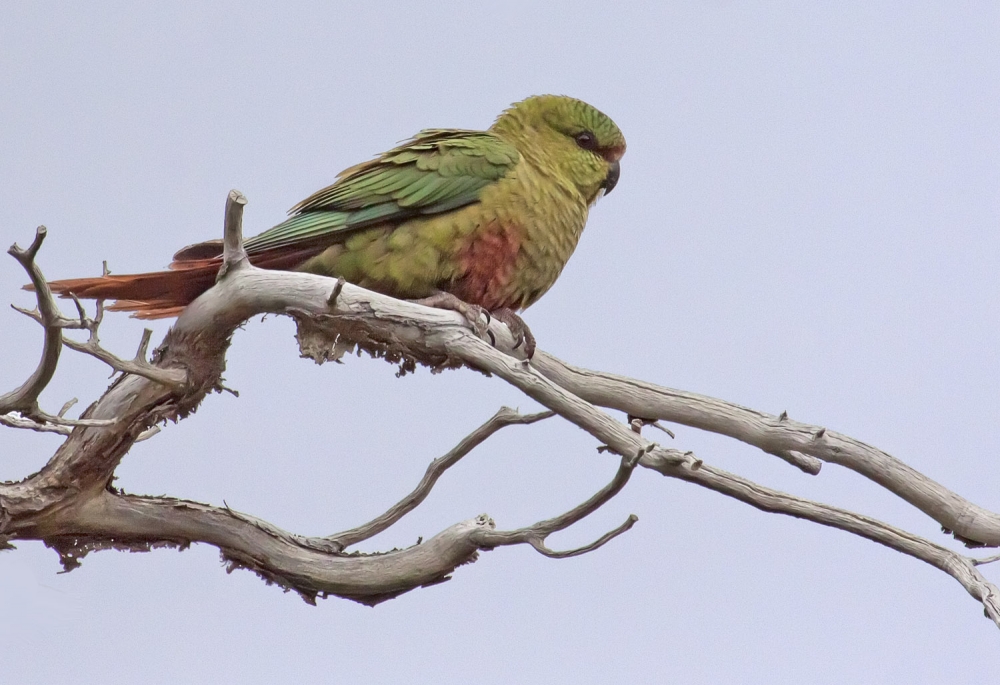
[[251, 94, 625, 310], [46, 95, 625, 320]]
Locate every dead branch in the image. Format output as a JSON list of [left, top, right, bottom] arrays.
[[0, 227, 63, 415], [642, 451, 1000, 625], [327, 407, 554, 552], [3, 189, 999, 633], [0, 192, 639, 607], [1, 229, 132, 431], [61, 323, 187, 391], [475, 451, 641, 558], [38, 438, 639, 606], [0, 413, 71, 436], [528, 354, 1000, 548]]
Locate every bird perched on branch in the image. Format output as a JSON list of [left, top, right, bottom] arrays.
[[45, 94, 625, 358]]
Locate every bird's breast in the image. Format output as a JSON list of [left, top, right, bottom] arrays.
[[451, 167, 590, 310]]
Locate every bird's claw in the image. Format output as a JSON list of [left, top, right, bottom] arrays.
[[465, 304, 490, 338], [490, 308, 536, 359], [410, 292, 490, 340], [408, 293, 535, 359]]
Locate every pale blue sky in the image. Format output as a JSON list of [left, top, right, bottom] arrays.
[[2, 2, 998, 682]]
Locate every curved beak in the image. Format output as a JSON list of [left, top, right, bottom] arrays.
[[602, 160, 621, 195]]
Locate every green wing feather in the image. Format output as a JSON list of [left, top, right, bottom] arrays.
[[244, 130, 519, 255]]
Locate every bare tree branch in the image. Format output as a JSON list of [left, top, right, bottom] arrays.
[[0, 413, 71, 436], [4, 190, 999, 635], [47, 490, 497, 606], [528, 354, 1000, 548], [0, 227, 63, 414], [476, 451, 641, 558], [19, 410, 116, 429], [0, 194, 640, 608], [973, 553, 1000, 567], [220, 189, 249, 273], [769, 449, 823, 474], [59, 308, 187, 390], [34, 427, 640, 606], [642, 451, 1000, 629], [327, 407, 555, 552]]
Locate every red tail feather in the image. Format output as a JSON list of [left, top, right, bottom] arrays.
[[45, 259, 222, 319], [41, 241, 330, 319]]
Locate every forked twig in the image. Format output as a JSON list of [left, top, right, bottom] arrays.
[[326, 407, 554, 551]]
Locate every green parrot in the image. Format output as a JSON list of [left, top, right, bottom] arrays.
[[47, 94, 626, 357]]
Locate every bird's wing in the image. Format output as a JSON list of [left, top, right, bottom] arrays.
[[243, 129, 520, 255]]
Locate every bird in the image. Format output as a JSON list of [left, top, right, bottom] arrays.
[[44, 94, 626, 358]]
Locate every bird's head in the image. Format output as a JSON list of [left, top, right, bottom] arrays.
[[491, 95, 626, 205]]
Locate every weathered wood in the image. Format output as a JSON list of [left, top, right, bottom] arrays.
[[2, 190, 999, 627]]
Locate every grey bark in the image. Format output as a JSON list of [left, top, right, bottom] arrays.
[[2, 190, 999, 625]]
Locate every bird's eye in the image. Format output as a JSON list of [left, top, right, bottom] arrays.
[[574, 131, 598, 151]]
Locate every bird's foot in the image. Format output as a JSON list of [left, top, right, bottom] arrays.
[[490, 308, 536, 360], [411, 291, 490, 338]]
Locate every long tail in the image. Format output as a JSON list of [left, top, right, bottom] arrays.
[[42, 240, 328, 319]]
